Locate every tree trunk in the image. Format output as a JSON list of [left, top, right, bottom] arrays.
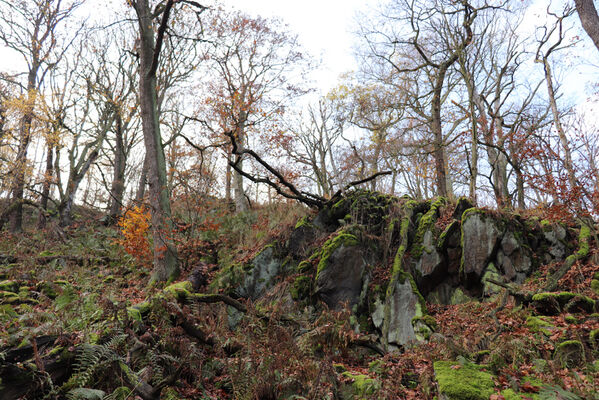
[[225, 149, 232, 202], [233, 114, 249, 213], [37, 139, 55, 229], [575, 0, 599, 51], [135, 154, 149, 203], [9, 70, 38, 232], [543, 59, 579, 208], [109, 114, 126, 221], [134, 0, 179, 282], [431, 68, 449, 197], [59, 150, 100, 227]]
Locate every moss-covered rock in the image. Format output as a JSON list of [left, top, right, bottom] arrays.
[[564, 295, 595, 314], [531, 292, 576, 315], [315, 232, 359, 282], [0, 290, 20, 304], [340, 372, 380, 399], [434, 360, 495, 400], [525, 316, 555, 335], [553, 340, 585, 368]]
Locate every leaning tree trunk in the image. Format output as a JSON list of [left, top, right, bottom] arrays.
[[575, 0, 599, 52], [431, 68, 449, 198], [134, 0, 179, 282]]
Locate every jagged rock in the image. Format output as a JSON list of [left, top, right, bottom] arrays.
[[413, 229, 444, 294], [237, 245, 286, 300], [542, 222, 568, 262], [314, 240, 369, 310], [385, 278, 424, 346], [496, 232, 532, 282], [461, 209, 502, 282]]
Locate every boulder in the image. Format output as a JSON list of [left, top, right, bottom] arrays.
[[237, 245, 286, 300], [385, 278, 424, 347], [461, 209, 502, 282], [314, 241, 369, 310]]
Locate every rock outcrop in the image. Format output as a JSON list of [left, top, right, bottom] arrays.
[[211, 190, 580, 351]]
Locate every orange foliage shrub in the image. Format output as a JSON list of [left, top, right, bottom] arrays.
[[117, 206, 152, 267]]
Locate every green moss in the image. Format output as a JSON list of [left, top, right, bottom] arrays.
[[525, 316, 554, 335], [315, 231, 359, 281], [434, 360, 495, 400], [290, 276, 311, 300], [577, 224, 591, 258], [531, 292, 575, 306], [294, 216, 313, 229], [163, 281, 193, 300], [333, 363, 347, 373], [0, 304, 17, 320], [565, 315, 578, 324], [412, 197, 446, 259], [341, 372, 380, 397], [412, 314, 437, 330]]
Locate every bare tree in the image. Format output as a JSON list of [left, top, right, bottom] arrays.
[[0, 0, 83, 232]]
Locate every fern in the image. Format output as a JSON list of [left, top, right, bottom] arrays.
[[102, 386, 132, 400], [539, 384, 582, 400], [63, 333, 128, 390]]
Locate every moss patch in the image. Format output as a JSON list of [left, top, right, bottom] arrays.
[[164, 281, 193, 300], [341, 372, 380, 397], [434, 360, 495, 400], [525, 316, 555, 335], [554, 340, 585, 368]]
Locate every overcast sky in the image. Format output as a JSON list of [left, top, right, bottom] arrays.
[[219, 0, 380, 94]]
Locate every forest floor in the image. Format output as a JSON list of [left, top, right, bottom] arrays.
[[0, 199, 599, 399]]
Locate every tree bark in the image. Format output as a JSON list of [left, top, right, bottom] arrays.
[[9, 69, 37, 232], [575, 0, 599, 51], [109, 114, 126, 220], [37, 138, 55, 229], [133, 0, 179, 282]]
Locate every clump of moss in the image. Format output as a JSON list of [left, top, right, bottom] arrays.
[[433, 360, 495, 400], [564, 295, 595, 314]]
